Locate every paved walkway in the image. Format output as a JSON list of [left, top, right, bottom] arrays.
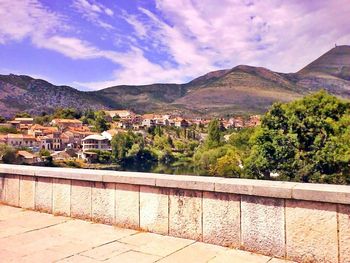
[[0, 205, 295, 263]]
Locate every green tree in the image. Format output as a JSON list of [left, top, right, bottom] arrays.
[[193, 144, 240, 176], [210, 148, 242, 178], [34, 112, 52, 125], [245, 91, 350, 183], [54, 108, 81, 119], [39, 149, 51, 157], [80, 109, 96, 125], [205, 119, 223, 148], [0, 115, 5, 123], [112, 114, 121, 122], [15, 112, 31, 118], [93, 111, 110, 132], [228, 127, 255, 159], [154, 126, 163, 137], [111, 131, 143, 161], [89, 150, 112, 164], [0, 126, 18, 134], [0, 145, 17, 164]]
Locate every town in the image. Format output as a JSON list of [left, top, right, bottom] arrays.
[[0, 109, 260, 167]]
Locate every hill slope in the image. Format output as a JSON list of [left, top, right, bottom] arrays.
[[1, 45, 350, 117], [299, 45, 350, 80], [0, 74, 106, 117]]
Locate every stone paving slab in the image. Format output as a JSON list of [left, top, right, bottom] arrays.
[[0, 205, 296, 262]]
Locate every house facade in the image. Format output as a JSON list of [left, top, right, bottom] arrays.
[[82, 134, 111, 152]]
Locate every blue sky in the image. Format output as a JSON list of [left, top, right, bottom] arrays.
[[0, 0, 349, 90]]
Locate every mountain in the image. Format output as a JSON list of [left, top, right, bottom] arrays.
[[294, 45, 350, 97], [299, 45, 350, 80], [0, 74, 106, 117], [1, 45, 350, 117]]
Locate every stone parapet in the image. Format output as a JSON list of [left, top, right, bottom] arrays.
[[1, 164, 349, 262]]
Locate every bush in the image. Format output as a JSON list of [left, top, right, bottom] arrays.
[[0, 145, 17, 164]]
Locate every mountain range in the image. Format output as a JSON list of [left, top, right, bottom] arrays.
[[1, 45, 350, 117]]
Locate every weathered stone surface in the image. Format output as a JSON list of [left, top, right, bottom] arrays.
[[92, 182, 115, 224], [0, 205, 301, 263], [155, 174, 216, 191], [208, 249, 271, 263], [115, 184, 139, 228], [19, 176, 35, 209], [103, 171, 156, 186], [53, 178, 71, 216], [203, 191, 240, 247], [158, 242, 227, 263], [80, 240, 135, 261], [119, 232, 193, 257], [241, 195, 285, 257], [140, 186, 169, 235], [169, 189, 202, 241], [292, 183, 350, 205], [0, 175, 5, 202], [105, 250, 161, 263], [215, 179, 296, 199], [338, 204, 350, 263], [0, 165, 36, 176], [285, 200, 338, 263], [35, 177, 53, 213], [5, 175, 20, 206], [71, 180, 92, 220]]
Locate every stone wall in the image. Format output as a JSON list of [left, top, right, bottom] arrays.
[[0, 164, 349, 263]]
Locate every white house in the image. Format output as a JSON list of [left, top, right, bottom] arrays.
[[82, 134, 111, 152]]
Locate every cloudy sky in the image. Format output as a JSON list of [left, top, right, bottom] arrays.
[[0, 0, 349, 90]]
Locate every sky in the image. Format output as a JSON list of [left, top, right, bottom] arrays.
[[0, 0, 349, 91]]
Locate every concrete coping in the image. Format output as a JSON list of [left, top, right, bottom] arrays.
[[0, 164, 349, 204]]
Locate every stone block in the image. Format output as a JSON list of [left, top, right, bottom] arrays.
[[92, 182, 115, 224], [71, 180, 92, 220], [203, 191, 240, 247], [169, 189, 202, 241], [215, 179, 296, 199], [338, 204, 350, 263], [53, 178, 71, 216], [103, 171, 156, 186], [292, 183, 350, 204], [140, 186, 169, 235], [35, 177, 53, 213], [285, 200, 338, 262], [35, 166, 103, 182], [19, 176, 35, 209], [241, 195, 285, 257], [0, 165, 36, 176], [115, 184, 139, 228], [5, 175, 20, 206], [0, 174, 6, 202], [155, 174, 216, 191]]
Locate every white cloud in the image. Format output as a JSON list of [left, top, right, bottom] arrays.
[[72, 0, 114, 29], [153, 0, 350, 72], [1, 0, 349, 90], [0, 0, 63, 43]]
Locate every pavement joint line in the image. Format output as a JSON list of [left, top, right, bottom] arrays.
[[115, 230, 142, 241], [205, 255, 219, 263], [73, 238, 138, 260], [153, 240, 198, 262], [21, 220, 71, 234], [0, 220, 70, 239], [127, 249, 161, 258]]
